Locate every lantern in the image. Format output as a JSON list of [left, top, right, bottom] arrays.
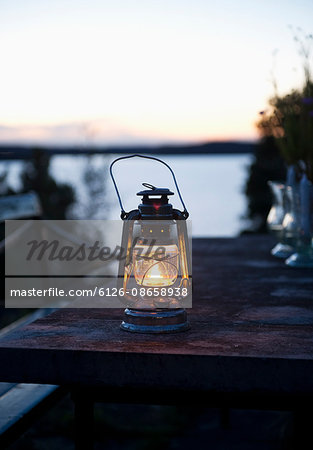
[[110, 154, 191, 333]]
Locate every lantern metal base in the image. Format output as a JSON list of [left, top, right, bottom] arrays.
[[121, 308, 190, 333]]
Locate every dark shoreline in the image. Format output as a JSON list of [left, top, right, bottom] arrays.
[[0, 141, 256, 160]]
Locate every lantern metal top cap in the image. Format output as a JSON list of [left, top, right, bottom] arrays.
[[137, 183, 174, 197]]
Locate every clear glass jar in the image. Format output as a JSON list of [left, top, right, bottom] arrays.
[[281, 185, 300, 248], [267, 181, 294, 258], [286, 175, 313, 268], [267, 181, 285, 239]]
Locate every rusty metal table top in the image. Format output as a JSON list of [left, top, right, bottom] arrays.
[[0, 236, 313, 398]]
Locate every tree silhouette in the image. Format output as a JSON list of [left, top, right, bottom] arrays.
[[20, 148, 75, 219], [244, 136, 286, 233]]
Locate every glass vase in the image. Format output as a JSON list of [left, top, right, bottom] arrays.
[[267, 181, 294, 258], [285, 175, 313, 268]]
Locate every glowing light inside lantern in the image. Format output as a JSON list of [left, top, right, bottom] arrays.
[[133, 244, 179, 287]]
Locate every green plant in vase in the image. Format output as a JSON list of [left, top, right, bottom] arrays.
[[258, 31, 313, 265]]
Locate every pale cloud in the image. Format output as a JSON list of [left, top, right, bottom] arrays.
[[0, 120, 193, 146]]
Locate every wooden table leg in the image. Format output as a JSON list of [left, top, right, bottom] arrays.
[[72, 392, 94, 450]]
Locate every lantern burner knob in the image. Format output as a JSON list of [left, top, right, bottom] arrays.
[[142, 183, 157, 190]]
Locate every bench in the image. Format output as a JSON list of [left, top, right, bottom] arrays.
[[0, 192, 65, 448], [0, 314, 65, 448]]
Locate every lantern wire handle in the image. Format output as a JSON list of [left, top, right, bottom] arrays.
[[109, 154, 189, 218]]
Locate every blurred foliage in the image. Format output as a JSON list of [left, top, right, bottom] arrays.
[[69, 155, 109, 219], [244, 30, 313, 232], [20, 148, 75, 219], [257, 31, 313, 180], [0, 149, 75, 313], [257, 78, 313, 181]]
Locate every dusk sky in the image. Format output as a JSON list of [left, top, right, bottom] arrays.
[[0, 0, 313, 146]]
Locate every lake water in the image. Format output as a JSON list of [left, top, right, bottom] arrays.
[[1, 153, 252, 237]]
